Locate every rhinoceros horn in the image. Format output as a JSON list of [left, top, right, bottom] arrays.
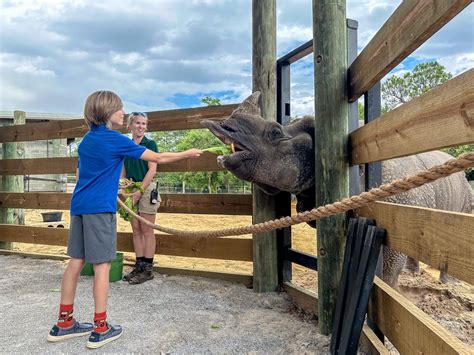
[[232, 91, 261, 116]]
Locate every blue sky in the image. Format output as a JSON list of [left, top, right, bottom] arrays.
[[1, 0, 472, 117]]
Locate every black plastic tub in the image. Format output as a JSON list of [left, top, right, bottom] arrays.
[[41, 212, 63, 222]]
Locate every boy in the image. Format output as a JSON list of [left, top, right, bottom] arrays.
[[47, 90, 201, 349]]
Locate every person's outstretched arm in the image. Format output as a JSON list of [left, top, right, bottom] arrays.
[[140, 148, 202, 164]]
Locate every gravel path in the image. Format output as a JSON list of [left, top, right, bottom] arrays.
[[0, 255, 329, 353]]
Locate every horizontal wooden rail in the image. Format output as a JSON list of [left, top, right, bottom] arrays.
[[0, 192, 252, 215], [356, 202, 474, 284], [0, 104, 238, 143], [350, 69, 474, 164], [369, 277, 471, 354], [0, 249, 253, 286], [0, 224, 253, 261], [0, 153, 224, 175], [348, 0, 470, 102], [282, 282, 388, 354]]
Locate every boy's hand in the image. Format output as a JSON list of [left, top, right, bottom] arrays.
[[186, 148, 202, 158]]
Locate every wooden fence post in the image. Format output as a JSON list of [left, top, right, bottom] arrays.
[[0, 110, 26, 249], [313, 0, 349, 334], [252, 0, 278, 292]]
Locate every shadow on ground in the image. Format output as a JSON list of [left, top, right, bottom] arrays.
[[0, 255, 328, 353]]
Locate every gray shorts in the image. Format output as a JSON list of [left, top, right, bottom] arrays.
[[67, 213, 117, 264]]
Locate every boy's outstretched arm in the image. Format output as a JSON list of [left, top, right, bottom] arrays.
[[140, 148, 202, 164]]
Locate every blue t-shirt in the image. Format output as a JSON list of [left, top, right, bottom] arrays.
[[71, 124, 146, 215]]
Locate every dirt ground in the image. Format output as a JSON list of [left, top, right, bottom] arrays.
[[15, 206, 474, 348]]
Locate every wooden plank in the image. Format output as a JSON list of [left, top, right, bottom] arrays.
[[0, 192, 252, 215], [0, 224, 253, 261], [0, 105, 238, 143], [282, 281, 318, 315], [348, 0, 471, 102], [0, 110, 26, 250], [356, 201, 474, 284], [0, 157, 78, 175], [252, 0, 279, 293], [359, 325, 390, 355], [0, 249, 253, 286], [282, 281, 389, 354], [152, 266, 253, 287], [0, 152, 223, 175], [369, 277, 471, 354], [313, 0, 349, 335], [351, 69, 474, 164], [159, 193, 252, 215], [0, 192, 71, 210]]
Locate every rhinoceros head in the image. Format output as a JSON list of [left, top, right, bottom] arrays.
[[201, 92, 315, 196]]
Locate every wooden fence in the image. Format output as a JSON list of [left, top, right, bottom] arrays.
[[0, 104, 255, 285], [282, 0, 473, 353], [0, 0, 473, 353]]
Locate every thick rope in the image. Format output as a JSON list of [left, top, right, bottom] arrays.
[[117, 152, 474, 238]]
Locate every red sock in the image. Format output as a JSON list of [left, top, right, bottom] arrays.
[[94, 311, 108, 333], [57, 304, 74, 328]]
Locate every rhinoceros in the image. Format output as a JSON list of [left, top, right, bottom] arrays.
[[201, 92, 472, 288]]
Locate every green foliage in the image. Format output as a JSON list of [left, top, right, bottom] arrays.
[[117, 181, 143, 221], [443, 144, 474, 180], [382, 61, 452, 111], [118, 196, 136, 222], [201, 96, 221, 106], [203, 145, 232, 155]]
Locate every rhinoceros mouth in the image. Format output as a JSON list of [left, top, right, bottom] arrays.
[[200, 119, 251, 155]]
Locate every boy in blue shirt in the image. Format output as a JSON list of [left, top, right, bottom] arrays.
[[47, 90, 201, 349]]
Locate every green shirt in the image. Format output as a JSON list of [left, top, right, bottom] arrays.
[[124, 135, 158, 182]]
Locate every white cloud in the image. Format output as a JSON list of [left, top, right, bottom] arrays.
[[15, 64, 56, 76], [0, 0, 472, 117]]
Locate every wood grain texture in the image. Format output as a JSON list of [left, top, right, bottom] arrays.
[[0, 105, 238, 143], [356, 201, 474, 284], [351, 69, 474, 164], [369, 277, 471, 354], [0, 224, 253, 261], [0, 152, 224, 175], [252, 0, 279, 293], [0, 192, 252, 215], [348, 0, 470, 101]]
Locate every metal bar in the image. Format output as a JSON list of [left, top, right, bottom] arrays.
[[277, 39, 313, 65], [364, 81, 385, 343], [348, 20, 360, 196], [284, 248, 317, 271]]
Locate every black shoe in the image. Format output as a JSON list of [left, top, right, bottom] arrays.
[[122, 261, 143, 282], [129, 263, 154, 285]]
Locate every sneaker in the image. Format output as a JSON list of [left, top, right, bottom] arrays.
[[86, 324, 123, 349], [47, 320, 93, 342], [128, 263, 154, 285], [122, 261, 143, 282]]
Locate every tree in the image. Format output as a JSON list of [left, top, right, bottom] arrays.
[[201, 96, 221, 106], [382, 61, 452, 111], [382, 61, 472, 180]]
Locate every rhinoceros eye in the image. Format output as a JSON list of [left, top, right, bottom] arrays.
[[270, 127, 283, 140]]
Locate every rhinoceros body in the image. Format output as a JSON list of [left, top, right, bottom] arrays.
[[201, 92, 472, 288]]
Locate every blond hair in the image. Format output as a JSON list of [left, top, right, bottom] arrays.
[[83, 90, 123, 127], [126, 112, 148, 131]]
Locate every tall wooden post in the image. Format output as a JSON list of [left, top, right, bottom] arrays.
[[313, 0, 349, 334], [252, 0, 278, 292], [0, 110, 26, 249]]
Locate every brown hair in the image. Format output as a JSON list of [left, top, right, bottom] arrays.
[[83, 90, 123, 127]]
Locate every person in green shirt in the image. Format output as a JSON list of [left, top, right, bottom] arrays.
[[121, 112, 175, 284]]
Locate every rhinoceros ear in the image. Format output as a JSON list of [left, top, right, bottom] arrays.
[[233, 91, 261, 116]]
